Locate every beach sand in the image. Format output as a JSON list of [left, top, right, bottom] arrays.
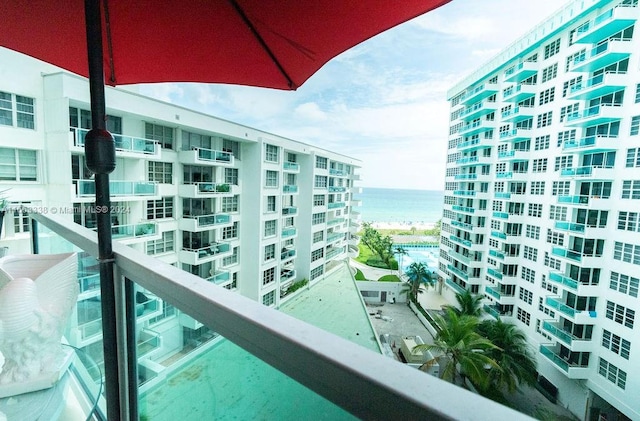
[[369, 221, 436, 230]]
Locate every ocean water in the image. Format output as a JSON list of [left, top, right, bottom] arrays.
[[355, 187, 444, 224]]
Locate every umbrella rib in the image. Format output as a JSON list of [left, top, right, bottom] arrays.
[[227, 0, 296, 89]]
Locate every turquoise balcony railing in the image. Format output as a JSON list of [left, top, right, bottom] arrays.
[[195, 182, 231, 194], [327, 217, 345, 226], [545, 297, 576, 318], [329, 168, 347, 176], [282, 227, 297, 237], [454, 173, 478, 180], [77, 180, 158, 197], [457, 138, 479, 149], [557, 195, 589, 205], [326, 247, 344, 260], [456, 156, 479, 165], [327, 232, 344, 243], [445, 278, 466, 294], [105, 222, 158, 239], [283, 161, 300, 171], [281, 249, 297, 260], [30, 213, 525, 420], [542, 321, 574, 345], [447, 264, 469, 281], [72, 127, 158, 155], [328, 202, 346, 209], [282, 206, 298, 215], [450, 220, 474, 231], [496, 172, 513, 179], [195, 148, 233, 163], [549, 272, 579, 290], [484, 304, 501, 319], [484, 286, 501, 300], [491, 230, 507, 240], [539, 345, 569, 372], [450, 235, 472, 247], [328, 186, 346, 192], [489, 249, 505, 259], [283, 185, 299, 194], [207, 270, 230, 285], [453, 190, 476, 196], [492, 211, 509, 219], [495, 192, 511, 199], [452, 205, 474, 213], [487, 268, 503, 280], [562, 134, 616, 151], [184, 242, 231, 258], [551, 246, 582, 262], [554, 221, 585, 233], [186, 213, 231, 227]]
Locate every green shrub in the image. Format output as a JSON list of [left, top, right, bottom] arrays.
[[354, 269, 366, 280], [287, 278, 309, 294], [378, 274, 400, 282]]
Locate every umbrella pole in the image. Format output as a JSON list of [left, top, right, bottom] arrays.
[[84, 1, 138, 419]]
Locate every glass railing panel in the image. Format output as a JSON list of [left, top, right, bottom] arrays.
[[283, 161, 300, 171], [282, 227, 297, 237], [196, 182, 231, 193], [283, 184, 299, 193], [282, 206, 298, 215], [196, 148, 233, 163], [196, 213, 231, 226]]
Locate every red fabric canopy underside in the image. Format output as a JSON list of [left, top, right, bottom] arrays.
[[0, 0, 450, 90]]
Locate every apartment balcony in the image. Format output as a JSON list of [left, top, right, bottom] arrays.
[[76, 179, 158, 199], [487, 267, 503, 281], [562, 135, 617, 153], [450, 234, 472, 248], [501, 106, 533, 123], [541, 321, 593, 353], [504, 61, 538, 83], [548, 272, 600, 296], [539, 345, 590, 379], [327, 201, 346, 209], [326, 232, 344, 244], [107, 222, 161, 244], [447, 264, 468, 281], [484, 286, 516, 304], [328, 186, 346, 192], [347, 234, 359, 246], [494, 192, 511, 200], [325, 246, 345, 260], [557, 195, 589, 206], [29, 213, 526, 421], [570, 40, 631, 73], [329, 168, 347, 177], [573, 5, 637, 44], [450, 219, 474, 232], [280, 269, 296, 283], [452, 205, 475, 214], [565, 104, 622, 127], [559, 165, 615, 180], [567, 72, 626, 100], [483, 304, 510, 319], [280, 248, 297, 261], [460, 83, 498, 105], [135, 292, 163, 322], [207, 270, 231, 285], [503, 84, 536, 103], [456, 137, 490, 152], [453, 190, 476, 197], [492, 211, 509, 220], [283, 184, 299, 194], [180, 241, 232, 265], [71, 127, 161, 158], [282, 206, 298, 216], [503, 151, 531, 162], [490, 230, 507, 240], [499, 128, 532, 142], [137, 329, 162, 360], [327, 217, 345, 226], [545, 296, 597, 325], [178, 147, 234, 166], [460, 101, 496, 121], [445, 277, 466, 294], [179, 213, 232, 232], [277, 228, 296, 241], [69, 317, 103, 347], [78, 272, 100, 297], [351, 173, 362, 181], [178, 182, 234, 198], [459, 120, 495, 137], [453, 173, 478, 180], [283, 161, 300, 172], [495, 171, 513, 179], [448, 249, 471, 265]]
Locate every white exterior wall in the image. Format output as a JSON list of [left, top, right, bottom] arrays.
[[440, 1, 640, 420]]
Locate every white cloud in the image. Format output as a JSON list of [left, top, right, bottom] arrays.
[[293, 102, 327, 122]]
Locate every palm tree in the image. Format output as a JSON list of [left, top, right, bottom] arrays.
[[414, 309, 499, 389], [402, 262, 435, 302], [476, 319, 537, 394], [445, 290, 484, 317], [394, 246, 408, 277]]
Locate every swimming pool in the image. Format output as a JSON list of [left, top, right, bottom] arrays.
[[394, 246, 439, 273]]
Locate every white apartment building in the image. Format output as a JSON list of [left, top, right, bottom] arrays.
[[439, 0, 640, 419], [0, 47, 361, 384]]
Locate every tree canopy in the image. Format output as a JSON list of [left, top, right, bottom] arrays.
[[360, 222, 394, 267]]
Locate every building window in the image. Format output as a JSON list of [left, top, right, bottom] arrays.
[[532, 159, 547, 173], [263, 267, 275, 286], [541, 64, 557, 83], [264, 244, 275, 262], [223, 246, 239, 266], [559, 104, 579, 123], [626, 148, 640, 167], [610, 271, 639, 298], [147, 197, 174, 219], [225, 168, 239, 185], [222, 195, 239, 213], [606, 300, 635, 328], [266, 195, 276, 212], [530, 181, 545, 195], [543, 38, 560, 59], [0, 148, 37, 181], [146, 231, 174, 255], [525, 225, 540, 240], [598, 358, 627, 389], [536, 111, 552, 128], [264, 220, 276, 237], [262, 290, 275, 305], [310, 265, 324, 280], [528, 203, 542, 217], [223, 139, 241, 160], [617, 211, 640, 233], [311, 248, 324, 262], [315, 156, 328, 169], [148, 161, 173, 184], [12, 202, 32, 233], [521, 267, 535, 283], [613, 241, 640, 266], [534, 135, 550, 150], [516, 308, 530, 326], [602, 330, 631, 360], [265, 170, 278, 187], [518, 287, 533, 305], [222, 222, 239, 240], [312, 231, 324, 243], [551, 181, 570, 196], [621, 180, 640, 199], [145, 123, 174, 149], [548, 205, 567, 222], [312, 213, 326, 225], [265, 144, 279, 162], [557, 130, 576, 147], [631, 116, 640, 136], [314, 175, 327, 188], [0, 91, 35, 129], [523, 246, 537, 262], [313, 194, 326, 206]]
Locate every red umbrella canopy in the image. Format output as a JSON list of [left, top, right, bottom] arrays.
[[0, 0, 450, 90]]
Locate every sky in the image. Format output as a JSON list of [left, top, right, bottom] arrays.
[[140, 0, 565, 191]]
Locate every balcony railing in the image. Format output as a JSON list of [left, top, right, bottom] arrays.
[[329, 168, 347, 176], [30, 214, 527, 420], [77, 180, 158, 197], [328, 202, 346, 209], [184, 213, 232, 227], [282, 206, 298, 215], [328, 186, 346, 192], [283, 184, 299, 194], [72, 127, 159, 156], [283, 161, 300, 171], [282, 227, 297, 238], [562, 134, 617, 152], [104, 222, 158, 240], [195, 147, 233, 164]]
